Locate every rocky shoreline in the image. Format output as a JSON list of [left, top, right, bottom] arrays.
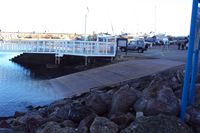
[[0, 65, 200, 133]]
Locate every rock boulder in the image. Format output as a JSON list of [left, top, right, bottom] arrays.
[[134, 86, 179, 115], [110, 85, 138, 116], [121, 114, 194, 133], [90, 117, 118, 133], [85, 93, 112, 115]]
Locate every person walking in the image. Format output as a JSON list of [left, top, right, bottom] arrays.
[[162, 37, 169, 52]]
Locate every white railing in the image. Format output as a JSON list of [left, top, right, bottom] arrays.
[[0, 38, 117, 57]]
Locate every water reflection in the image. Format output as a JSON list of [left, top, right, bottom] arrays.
[[0, 52, 63, 116]]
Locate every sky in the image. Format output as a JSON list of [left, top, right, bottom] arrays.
[[0, 0, 193, 36]]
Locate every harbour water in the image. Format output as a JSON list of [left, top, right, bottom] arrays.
[[0, 53, 64, 116]]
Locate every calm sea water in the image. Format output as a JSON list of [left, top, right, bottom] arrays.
[[0, 53, 64, 116]]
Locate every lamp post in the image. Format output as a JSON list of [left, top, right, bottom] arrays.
[[154, 0, 158, 34], [84, 6, 89, 66], [84, 6, 89, 41], [84, 14, 87, 41]]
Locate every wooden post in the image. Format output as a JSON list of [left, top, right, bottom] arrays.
[[111, 57, 114, 62], [55, 55, 61, 65], [85, 56, 88, 66]]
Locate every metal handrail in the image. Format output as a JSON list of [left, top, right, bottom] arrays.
[[0, 39, 117, 57]]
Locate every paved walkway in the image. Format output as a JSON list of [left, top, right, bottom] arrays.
[[50, 59, 184, 97]]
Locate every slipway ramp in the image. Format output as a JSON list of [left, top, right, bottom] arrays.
[[50, 59, 184, 97]]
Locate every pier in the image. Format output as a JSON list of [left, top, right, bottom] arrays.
[[0, 37, 117, 58]]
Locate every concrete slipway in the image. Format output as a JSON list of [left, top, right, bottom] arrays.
[[50, 59, 184, 97]]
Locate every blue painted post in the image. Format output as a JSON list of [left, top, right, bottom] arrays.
[[189, 48, 199, 105], [180, 0, 198, 121]]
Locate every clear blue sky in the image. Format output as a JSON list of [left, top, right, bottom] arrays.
[[0, 0, 193, 36]]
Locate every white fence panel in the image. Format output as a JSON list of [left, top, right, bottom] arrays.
[[0, 39, 117, 57]]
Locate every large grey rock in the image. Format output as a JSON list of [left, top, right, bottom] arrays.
[[47, 111, 63, 123], [187, 106, 200, 125], [151, 87, 179, 114], [99, 92, 113, 107], [38, 107, 48, 117], [36, 121, 61, 133], [15, 111, 44, 132], [36, 121, 77, 133], [14, 111, 25, 118], [110, 85, 138, 115], [90, 117, 118, 133], [52, 104, 92, 123], [133, 97, 148, 112], [61, 120, 76, 128], [110, 113, 135, 130], [130, 76, 153, 91], [78, 113, 97, 133], [49, 98, 72, 109], [65, 105, 92, 123], [86, 93, 112, 115], [121, 114, 194, 133], [51, 105, 71, 120], [134, 86, 179, 115], [17, 111, 43, 125], [47, 98, 72, 114]]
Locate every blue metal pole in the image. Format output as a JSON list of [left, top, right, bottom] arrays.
[[189, 48, 199, 105], [180, 0, 198, 121]]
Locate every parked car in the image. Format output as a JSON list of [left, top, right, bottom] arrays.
[[119, 39, 147, 53], [145, 37, 156, 46]]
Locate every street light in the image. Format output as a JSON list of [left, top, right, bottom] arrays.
[[84, 6, 89, 41]]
